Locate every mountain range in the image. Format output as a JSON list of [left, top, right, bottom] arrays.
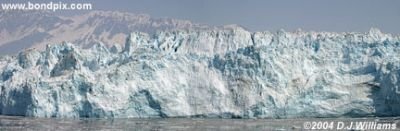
[[0, 10, 208, 55]]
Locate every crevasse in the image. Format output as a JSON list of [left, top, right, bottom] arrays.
[[0, 27, 399, 118]]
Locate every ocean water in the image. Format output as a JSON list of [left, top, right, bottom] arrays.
[[0, 116, 400, 131], [0, 116, 399, 131]]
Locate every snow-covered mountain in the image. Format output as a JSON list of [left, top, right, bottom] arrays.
[[0, 27, 399, 118], [0, 11, 207, 55]]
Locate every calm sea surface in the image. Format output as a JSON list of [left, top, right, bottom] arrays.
[[0, 116, 398, 130]]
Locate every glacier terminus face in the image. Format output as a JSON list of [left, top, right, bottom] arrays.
[[0, 27, 399, 118]]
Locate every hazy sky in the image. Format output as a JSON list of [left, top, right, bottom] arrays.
[[16, 0, 400, 34]]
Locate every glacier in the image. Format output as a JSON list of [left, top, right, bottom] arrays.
[[0, 27, 399, 118]]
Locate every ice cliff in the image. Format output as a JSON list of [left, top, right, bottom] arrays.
[[0, 27, 399, 118]]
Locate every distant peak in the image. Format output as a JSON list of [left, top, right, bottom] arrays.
[[369, 27, 382, 35], [85, 10, 150, 19], [221, 24, 248, 31]]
